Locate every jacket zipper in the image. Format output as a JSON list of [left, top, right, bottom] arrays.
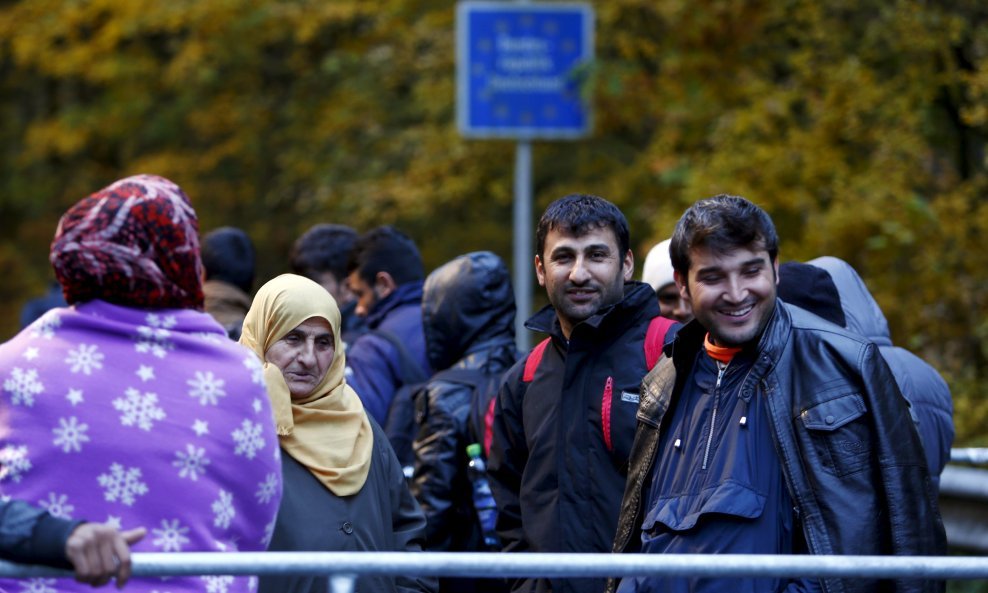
[[701, 362, 756, 470], [701, 362, 728, 470]]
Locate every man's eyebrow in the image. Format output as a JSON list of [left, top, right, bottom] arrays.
[[740, 257, 768, 267], [696, 256, 767, 276]]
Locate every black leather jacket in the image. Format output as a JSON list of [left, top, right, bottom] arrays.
[[410, 252, 519, 552], [611, 300, 946, 593]]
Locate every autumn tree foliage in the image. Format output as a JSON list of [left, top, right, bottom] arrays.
[[1, 1, 986, 440]]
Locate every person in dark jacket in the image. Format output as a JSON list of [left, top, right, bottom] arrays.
[[610, 195, 946, 593], [344, 226, 432, 427], [241, 274, 436, 593], [0, 499, 145, 588], [411, 251, 520, 593], [487, 194, 666, 593], [201, 226, 256, 340], [778, 256, 955, 489], [290, 223, 367, 348]]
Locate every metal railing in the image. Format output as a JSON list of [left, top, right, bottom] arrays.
[[951, 448, 988, 465], [3, 553, 988, 593]]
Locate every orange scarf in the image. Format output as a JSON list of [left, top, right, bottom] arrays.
[[704, 333, 742, 364]]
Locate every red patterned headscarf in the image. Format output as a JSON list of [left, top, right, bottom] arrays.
[[50, 174, 205, 309]]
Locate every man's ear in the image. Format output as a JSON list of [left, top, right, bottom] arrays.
[[675, 270, 691, 302], [374, 271, 397, 299], [534, 255, 547, 288], [622, 250, 634, 282]]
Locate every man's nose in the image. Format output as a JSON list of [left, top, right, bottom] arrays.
[[569, 257, 591, 283], [724, 275, 747, 303]]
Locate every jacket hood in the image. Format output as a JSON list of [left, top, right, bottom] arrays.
[[807, 256, 892, 347], [422, 251, 516, 372]]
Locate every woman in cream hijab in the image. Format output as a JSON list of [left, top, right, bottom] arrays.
[[242, 274, 435, 593]]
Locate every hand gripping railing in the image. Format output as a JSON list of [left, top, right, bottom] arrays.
[[3, 552, 988, 592]]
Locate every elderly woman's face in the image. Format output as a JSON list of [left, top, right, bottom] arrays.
[[265, 317, 336, 400]]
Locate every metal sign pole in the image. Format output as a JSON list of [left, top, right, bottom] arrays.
[[513, 140, 533, 352]]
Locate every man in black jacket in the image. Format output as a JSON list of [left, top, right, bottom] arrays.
[[411, 251, 519, 593], [487, 194, 666, 593], [610, 195, 946, 593]]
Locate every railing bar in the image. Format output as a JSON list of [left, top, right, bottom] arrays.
[[4, 553, 988, 580], [951, 448, 988, 465]]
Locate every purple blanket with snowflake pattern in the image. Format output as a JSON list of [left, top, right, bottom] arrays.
[[0, 300, 282, 592]]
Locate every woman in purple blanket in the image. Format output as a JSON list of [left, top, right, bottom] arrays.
[[0, 175, 283, 592]]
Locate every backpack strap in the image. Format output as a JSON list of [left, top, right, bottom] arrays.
[[483, 396, 497, 457], [522, 338, 551, 382], [644, 316, 676, 369]]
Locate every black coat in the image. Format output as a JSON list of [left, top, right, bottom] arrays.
[[487, 282, 661, 593], [611, 301, 947, 593], [411, 251, 519, 552], [260, 418, 436, 593]]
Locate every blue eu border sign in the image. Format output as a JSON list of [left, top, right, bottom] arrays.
[[457, 1, 594, 140]]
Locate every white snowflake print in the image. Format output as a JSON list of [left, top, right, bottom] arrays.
[[22, 347, 39, 361], [202, 575, 235, 593], [252, 398, 262, 414], [192, 419, 210, 436], [97, 463, 149, 506], [196, 331, 224, 345], [232, 419, 265, 459], [187, 371, 226, 406], [242, 355, 264, 385], [211, 490, 235, 529], [173, 444, 210, 481], [4, 367, 44, 406], [146, 313, 177, 330], [65, 343, 104, 375], [0, 444, 31, 483], [19, 578, 57, 593], [255, 473, 278, 504], [106, 515, 123, 529], [66, 388, 84, 406], [113, 387, 166, 431], [152, 518, 190, 552], [136, 365, 155, 382], [53, 416, 90, 453], [248, 575, 258, 592], [135, 315, 175, 359], [29, 311, 61, 340], [261, 518, 276, 547], [39, 492, 74, 519]]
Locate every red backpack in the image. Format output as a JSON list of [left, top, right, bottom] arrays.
[[483, 316, 675, 455]]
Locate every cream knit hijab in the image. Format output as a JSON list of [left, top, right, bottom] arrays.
[[241, 274, 372, 496]]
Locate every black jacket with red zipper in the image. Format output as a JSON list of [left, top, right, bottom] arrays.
[[487, 281, 670, 593]]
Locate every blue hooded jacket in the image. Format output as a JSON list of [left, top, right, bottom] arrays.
[[346, 281, 432, 425]]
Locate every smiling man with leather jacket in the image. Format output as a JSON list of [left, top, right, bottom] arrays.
[[610, 195, 946, 593]]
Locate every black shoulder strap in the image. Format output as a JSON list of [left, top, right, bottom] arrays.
[[370, 328, 429, 385]]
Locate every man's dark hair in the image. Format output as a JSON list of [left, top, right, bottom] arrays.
[[536, 194, 630, 258], [290, 224, 359, 283], [201, 227, 255, 294], [669, 194, 779, 276], [347, 225, 424, 285]]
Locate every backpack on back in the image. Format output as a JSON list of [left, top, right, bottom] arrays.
[[373, 329, 430, 473]]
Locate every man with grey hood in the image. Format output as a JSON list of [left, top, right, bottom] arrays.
[[778, 256, 954, 488]]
